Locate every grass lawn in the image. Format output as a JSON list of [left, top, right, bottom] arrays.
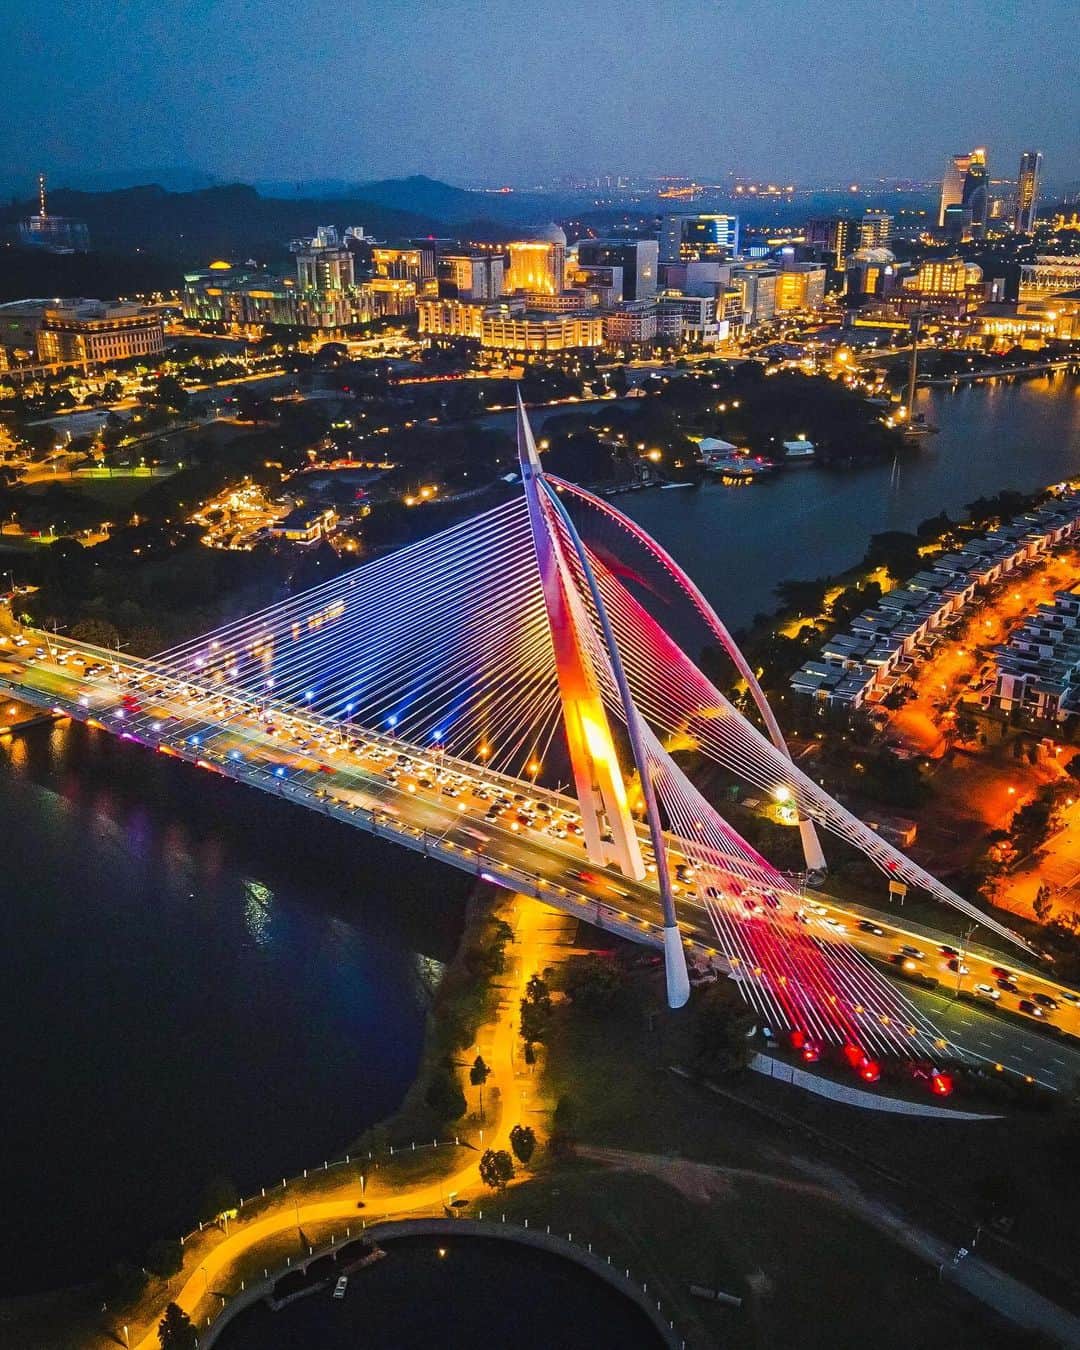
[[500, 1167, 1001, 1350], [29, 471, 171, 510], [505, 970, 1076, 1347]]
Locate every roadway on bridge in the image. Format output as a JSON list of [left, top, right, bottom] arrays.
[[4, 629, 1080, 1087]]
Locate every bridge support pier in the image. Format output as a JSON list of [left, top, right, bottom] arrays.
[[799, 817, 828, 874]]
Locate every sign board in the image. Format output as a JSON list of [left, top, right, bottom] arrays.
[[888, 880, 908, 902]]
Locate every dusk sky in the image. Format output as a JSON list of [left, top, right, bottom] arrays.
[[5, 0, 1079, 188]]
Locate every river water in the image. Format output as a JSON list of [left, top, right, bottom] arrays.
[[3, 373, 1079, 1298], [619, 371, 1080, 632], [0, 720, 467, 1295]]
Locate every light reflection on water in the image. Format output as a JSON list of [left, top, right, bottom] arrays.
[[0, 718, 468, 1295], [619, 373, 1080, 632]]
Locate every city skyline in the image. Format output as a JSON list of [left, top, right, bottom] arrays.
[[3, 0, 1078, 189]]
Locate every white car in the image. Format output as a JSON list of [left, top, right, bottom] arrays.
[[333, 1275, 348, 1299], [974, 983, 1000, 1001]]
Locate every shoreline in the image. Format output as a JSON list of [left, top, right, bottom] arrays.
[[0, 881, 502, 1346]]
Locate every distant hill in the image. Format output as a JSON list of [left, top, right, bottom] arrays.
[[0, 183, 451, 267], [1, 166, 221, 197]]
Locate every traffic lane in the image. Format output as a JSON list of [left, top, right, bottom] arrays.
[[3, 653, 1064, 958], [788, 902, 1080, 1039], [12, 643, 1080, 1051], [907, 986, 1080, 1087]]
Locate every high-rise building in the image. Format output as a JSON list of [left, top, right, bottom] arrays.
[[939, 148, 988, 237], [659, 214, 739, 264], [576, 238, 658, 300], [438, 253, 505, 300], [418, 297, 496, 340], [506, 225, 567, 295], [858, 210, 892, 248], [1015, 151, 1043, 234], [603, 299, 658, 348], [296, 245, 354, 293], [731, 264, 778, 326], [569, 264, 623, 308], [804, 218, 851, 268], [939, 154, 970, 227], [656, 294, 727, 345], [775, 264, 827, 312], [371, 247, 435, 284]]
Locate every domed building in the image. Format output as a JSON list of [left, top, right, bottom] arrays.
[[506, 223, 567, 294], [528, 222, 568, 246]]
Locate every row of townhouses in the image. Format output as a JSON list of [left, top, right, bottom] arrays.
[[791, 492, 1080, 712]]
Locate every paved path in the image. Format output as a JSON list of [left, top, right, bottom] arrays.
[[126, 897, 569, 1350], [580, 1145, 1080, 1347]]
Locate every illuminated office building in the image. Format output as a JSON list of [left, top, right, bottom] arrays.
[[480, 308, 601, 353], [805, 217, 851, 268], [858, 209, 892, 248], [775, 264, 826, 312], [506, 225, 567, 295], [296, 244, 354, 292], [659, 213, 739, 263], [372, 247, 436, 284], [34, 300, 164, 365], [576, 238, 658, 299], [939, 148, 988, 237], [438, 253, 505, 300], [1015, 151, 1043, 234]]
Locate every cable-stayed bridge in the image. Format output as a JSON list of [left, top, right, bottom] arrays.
[[0, 398, 1029, 1083]]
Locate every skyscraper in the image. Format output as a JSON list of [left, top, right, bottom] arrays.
[[805, 217, 851, 268], [576, 239, 658, 299], [1015, 151, 1043, 234], [939, 149, 988, 238], [659, 214, 739, 263], [938, 154, 970, 228], [858, 209, 892, 248]]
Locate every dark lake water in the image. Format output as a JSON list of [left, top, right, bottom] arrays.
[[0, 720, 468, 1294], [4, 372, 1080, 1299], [619, 371, 1080, 631], [214, 1234, 665, 1350]]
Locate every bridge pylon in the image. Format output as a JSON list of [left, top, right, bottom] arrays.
[[516, 394, 690, 1008], [516, 395, 645, 882]]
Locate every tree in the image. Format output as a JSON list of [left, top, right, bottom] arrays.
[[519, 973, 552, 1048], [424, 1065, 467, 1123], [863, 530, 921, 582], [564, 954, 628, 1014], [198, 1175, 239, 1224], [774, 576, 831, 617], [469, 1054, 491, 1120], [478, 1147, 515, 1192], [158, 1301, 197, 1349], [1033, 884, 1054, 924], [71, 616, 121, 650], [509, 1123, 536, 1167], [150, 376, 189, 416], [145, 1237, 183, 1279], [692, 979, 756, 1076]]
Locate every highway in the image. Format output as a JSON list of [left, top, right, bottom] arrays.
[[4, 624, 1080, 1088]]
